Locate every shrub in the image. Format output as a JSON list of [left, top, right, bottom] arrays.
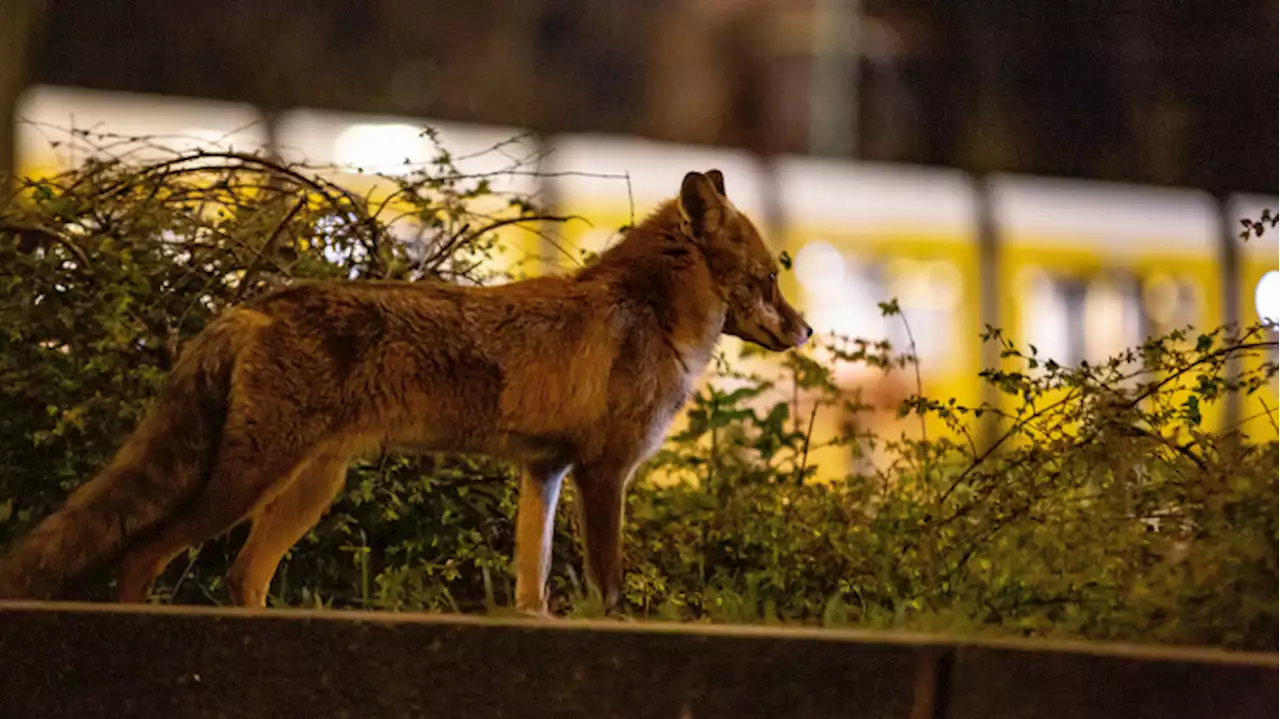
[[1, 129, 1275, 651]]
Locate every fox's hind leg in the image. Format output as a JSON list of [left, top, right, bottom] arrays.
[[514, 459, 570, 615], [115, 410, 326, 604], [225, 453, 349, 608], [114, 453, 317, 604], [115, 532, 192, 603]]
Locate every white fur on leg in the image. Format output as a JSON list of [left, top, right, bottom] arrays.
[[513, 464, 566, 615]]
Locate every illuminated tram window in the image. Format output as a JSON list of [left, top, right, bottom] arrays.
[[1083, 276, 1143, 364], [1019, 270, 1142, 368], [794, 240, 961, 369], [1021, 270, 1073, 365]]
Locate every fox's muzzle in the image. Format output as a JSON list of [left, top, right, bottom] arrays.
[[774, 303, 813, 349], [729, 299, 813, 352]]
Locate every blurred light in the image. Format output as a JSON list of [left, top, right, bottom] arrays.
[[882, 258, 961, 364], [181, 127, 231, 142], [1013, 266, 1047, 297], [1178, 282, 1202, 326], [1142, 273, 1178, 326], [887, 259, 962, 311], [1084, 277, 1140, 363], [1256, 271, 1280, 326], [793, 240, 846, 292], [1019, 269, 1070, 364], [885, 257, 918, 300], [577, 229, 617, 257], [333, 123, 429, 173], [928, 261, 963, 311]]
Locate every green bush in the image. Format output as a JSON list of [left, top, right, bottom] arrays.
[[1, 130, 1275, 652]]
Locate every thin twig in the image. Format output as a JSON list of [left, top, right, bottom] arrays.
[[234, 197, 305, 302], [794, 399, 821, 485]]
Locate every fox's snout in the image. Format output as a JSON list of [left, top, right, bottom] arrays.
[[778, 303, 814, 349], [790, 316, 814, 348], [737, 298, 812, 352]]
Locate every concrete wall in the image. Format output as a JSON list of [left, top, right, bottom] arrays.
[[0, 601, 1274, 719]]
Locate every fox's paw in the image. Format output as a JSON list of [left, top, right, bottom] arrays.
[[512, 605, 558, 622]]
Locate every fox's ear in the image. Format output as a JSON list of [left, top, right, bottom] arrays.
[[679, 171, 725, 237], [705, 169, 726, 196]]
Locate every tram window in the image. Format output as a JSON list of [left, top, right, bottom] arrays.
[[794, 241, 962, 369], [1019, 270, 1142, 368], [1020, 270, 1076, 366], [793, 240, 889, 342], [1142, 273, 1201, 336], [884, 258, 961, 367], [1083, 276, 1143, 365], [1171, 281, 1199, 330]]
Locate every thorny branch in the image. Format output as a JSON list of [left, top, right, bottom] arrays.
[[235, 197, 306, 301]]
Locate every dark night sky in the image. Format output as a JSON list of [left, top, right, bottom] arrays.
[[25, 0, 1279, 194]]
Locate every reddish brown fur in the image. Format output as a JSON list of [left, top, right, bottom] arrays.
[[0, 170, 811, 613]]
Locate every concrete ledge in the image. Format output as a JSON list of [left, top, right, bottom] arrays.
[[948, 642, 1276, 719], [0, 601, 1274, 719], [0, 602, 935, 719]]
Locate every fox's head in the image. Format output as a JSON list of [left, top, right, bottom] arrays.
[[678, 169, 813, 351]]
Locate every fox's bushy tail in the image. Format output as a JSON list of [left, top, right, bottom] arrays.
[[0, 309, 270, 600]]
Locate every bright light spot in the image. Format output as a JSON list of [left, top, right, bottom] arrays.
[[793, 240, 846, 293], [1256, 270, 1280, 326], [333, 123, 430, 174]]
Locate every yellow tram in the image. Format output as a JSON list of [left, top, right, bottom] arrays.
[[989, 175, 1226, 432], [1228, 193, 1280, 441], [776, 157, 980, 479], [13, 84, 1276, 477]]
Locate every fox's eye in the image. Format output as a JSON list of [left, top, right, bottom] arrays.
[[768, 272, 777, 283]]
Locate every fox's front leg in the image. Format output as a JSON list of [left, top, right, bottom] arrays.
[[571, 458, 638, 612], [513, 460, 569, 616]]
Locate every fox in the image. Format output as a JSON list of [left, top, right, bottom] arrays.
[[0, 169, 812, 614]]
